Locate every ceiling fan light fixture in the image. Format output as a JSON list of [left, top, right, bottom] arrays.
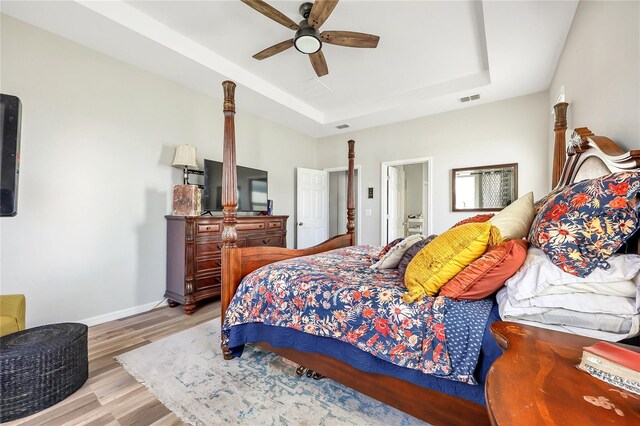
[[294, 21, 322, 54]]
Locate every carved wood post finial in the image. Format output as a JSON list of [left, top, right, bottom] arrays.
[[223, 80, 236, 114], [346, 140, 356, 241], [222, 80, 238, 248], [552, 102, 569, 188]]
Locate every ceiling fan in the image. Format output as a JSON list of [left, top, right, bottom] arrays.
[[241, 0, 380, 77]]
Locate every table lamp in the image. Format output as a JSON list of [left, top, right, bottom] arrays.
[[172, 144, 198, 184]]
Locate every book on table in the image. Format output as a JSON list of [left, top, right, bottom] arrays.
[[577, 341, 640, 395]]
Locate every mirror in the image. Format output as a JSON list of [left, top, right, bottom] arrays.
[[452, 163, 518, 212]]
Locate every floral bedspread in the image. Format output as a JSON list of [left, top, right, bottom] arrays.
[[222, 246, 493, 384]]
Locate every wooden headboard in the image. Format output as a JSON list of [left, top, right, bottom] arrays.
[[551, 103, 640, 254]]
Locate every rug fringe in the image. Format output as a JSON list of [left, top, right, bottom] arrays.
[[115, 355, 200, 426]]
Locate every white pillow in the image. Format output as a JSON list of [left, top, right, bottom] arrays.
[[505, 292, 637, 315], [505, 247, 640, 302], [371, 234, 425, 269], [496, 288, 640, 341], [489, 192, 535, 240]]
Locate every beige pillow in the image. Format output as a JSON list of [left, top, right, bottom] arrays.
[[489, 192, 535, 240], [371, 234, 425, 269]]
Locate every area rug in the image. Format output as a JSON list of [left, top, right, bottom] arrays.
[[116, 318, 425, 425]]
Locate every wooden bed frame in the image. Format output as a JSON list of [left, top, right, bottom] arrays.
[[219, 80, 639, 425]]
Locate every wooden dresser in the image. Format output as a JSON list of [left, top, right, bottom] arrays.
[[165, 215, 288, 314]]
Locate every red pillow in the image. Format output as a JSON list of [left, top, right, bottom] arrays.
[[439, 239, 528, 300], [451, 214, 495, 229]]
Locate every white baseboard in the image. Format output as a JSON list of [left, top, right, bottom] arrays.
[[80, 299, 168, 327]]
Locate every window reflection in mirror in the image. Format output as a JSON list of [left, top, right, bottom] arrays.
[[452, 163, 518, 212]]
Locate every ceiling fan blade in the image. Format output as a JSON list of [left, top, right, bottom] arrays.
[[253, 39, 294, 60], [308, 0, 339, 29], [309, 51, 329, 77], [241, 0, 299, 31], [321, 31, 380, 48]]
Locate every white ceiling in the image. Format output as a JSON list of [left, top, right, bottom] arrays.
[[1, 0, 578, 138]]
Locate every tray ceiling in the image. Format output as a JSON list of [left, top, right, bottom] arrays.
[[1, 1, 578, 137]]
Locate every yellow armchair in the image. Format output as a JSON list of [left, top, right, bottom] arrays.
[[0, 294, 26, 337]]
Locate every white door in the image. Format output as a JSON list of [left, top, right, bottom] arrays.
[[387, 167, 397, 243], [387, 166, 406, 243], [296, 168, 329, 249], [397, 168, 406, 238]]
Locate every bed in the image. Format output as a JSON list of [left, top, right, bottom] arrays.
[[217, 82, 640, 425]]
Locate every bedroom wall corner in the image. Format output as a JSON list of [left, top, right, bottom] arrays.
[[548, 0, 640, 166], [0, 15, 317, 327]]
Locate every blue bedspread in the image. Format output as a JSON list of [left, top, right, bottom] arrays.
[[223, 246, 497, 390]]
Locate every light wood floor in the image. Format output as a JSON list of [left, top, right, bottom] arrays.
[[6, 301, 220, 426]]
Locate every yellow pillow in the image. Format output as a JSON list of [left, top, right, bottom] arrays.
[[403, 222, 501, 302]]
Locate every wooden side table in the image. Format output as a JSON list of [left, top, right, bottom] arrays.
[[486, 321, 640, 425]]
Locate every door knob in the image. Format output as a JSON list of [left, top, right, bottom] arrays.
[[298, 222, 303, 226]]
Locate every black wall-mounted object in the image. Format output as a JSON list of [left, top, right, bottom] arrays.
[[1, 94, 22, 217], [202, 159, 268, 212], [368, 187, 374, 199]]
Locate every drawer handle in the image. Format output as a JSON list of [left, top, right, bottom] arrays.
[[263, 238, 271, 244], [206, 226, 211, 230], [216, 260, 221, 267]]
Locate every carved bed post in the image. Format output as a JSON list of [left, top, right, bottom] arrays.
[[552, 102, 569, 187], [346, 140, 355, 244], [221, 80, 238, 360]]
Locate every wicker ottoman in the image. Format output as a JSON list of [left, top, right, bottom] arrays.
[[0, 323, 88, 422]]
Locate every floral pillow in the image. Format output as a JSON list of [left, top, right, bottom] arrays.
[[371, 234, 425, 270], [529, 171, 640, 277], [371, 237, 404, 263], [533, 183, 580, 215]]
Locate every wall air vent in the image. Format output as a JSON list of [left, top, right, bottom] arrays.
[[336, 124, 350, 129], [459, 94, 481, 103]]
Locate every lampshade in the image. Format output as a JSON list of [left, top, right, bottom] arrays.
[[172, 144, 198, 170]]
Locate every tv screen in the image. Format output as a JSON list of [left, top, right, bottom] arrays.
[[1, 94, 21, 217], [203, 159, 268, 212]]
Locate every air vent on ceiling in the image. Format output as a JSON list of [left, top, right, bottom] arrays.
[[459, 94, 481, 103], [336, 124, 350, 129], [289, 78, 333, 100]]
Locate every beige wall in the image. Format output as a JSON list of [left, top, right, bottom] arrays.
[[549, 1, 640, 151], [317, 92, 550, 244], [0, 15, 317, 327]]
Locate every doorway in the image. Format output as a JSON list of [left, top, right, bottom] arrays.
[[326, 166, 361, 244], [380, 158, 432, 245]]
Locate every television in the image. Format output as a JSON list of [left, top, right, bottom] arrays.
[[203, 159, 268, 212], [1, 94, 22, 217]]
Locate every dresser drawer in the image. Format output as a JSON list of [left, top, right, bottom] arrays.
[[236, 220, 266, 232], [194, 275, 221, 292], [267, 220, 283, 229], [196, 222, 221, 235], [196, 257, 222, 274], [196, 239, 246, 256], [196, 240, 223, 256], [246, 235, 285, 247]]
